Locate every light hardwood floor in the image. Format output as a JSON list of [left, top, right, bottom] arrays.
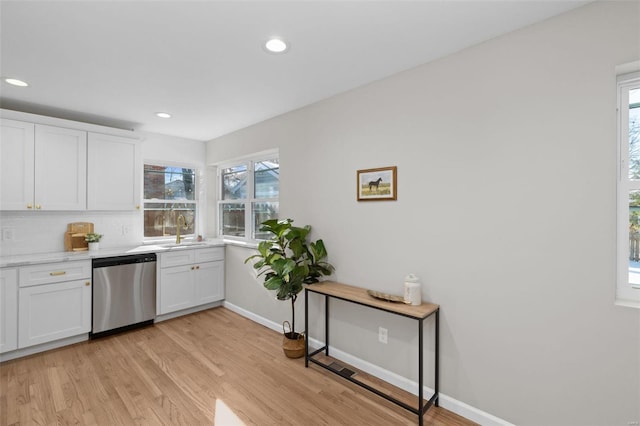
[[1, 307, 476, 425]]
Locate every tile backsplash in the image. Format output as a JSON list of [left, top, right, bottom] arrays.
[[0, 211, 143, 257]]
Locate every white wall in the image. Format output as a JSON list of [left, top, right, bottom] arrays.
[[207, 2, 640, 425], [0, 131, 205, 256], [140, 131, 205, 167]]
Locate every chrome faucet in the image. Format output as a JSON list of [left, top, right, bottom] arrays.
[[176, 214, 187, 244]]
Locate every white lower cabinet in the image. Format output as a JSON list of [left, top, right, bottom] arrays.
[[19, 280, 91, 348], [0, 268, 18, 353], [195, 261, 224, 305], [18, 261, 91, 349], [158, 247, 225, 315], [158, 264, 196, 314]]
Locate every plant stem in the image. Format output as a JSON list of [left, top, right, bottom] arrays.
[[291, 294, 297, 334]]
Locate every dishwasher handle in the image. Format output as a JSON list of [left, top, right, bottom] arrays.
[[92, 253, 157, 268]]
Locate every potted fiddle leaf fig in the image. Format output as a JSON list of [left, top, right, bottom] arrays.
[[245, 218, 334, 358]]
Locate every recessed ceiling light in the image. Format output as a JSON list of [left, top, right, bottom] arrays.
[[155, 112, 171, 119], [4, 78, 29, 87], [264, 38, 289, 53]]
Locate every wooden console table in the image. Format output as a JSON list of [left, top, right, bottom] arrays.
[[304, 281, 439, 426]]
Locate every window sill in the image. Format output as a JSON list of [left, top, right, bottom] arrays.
[[614, 298, 640, 309], [142, 238, 197, 245], [222, 239, 259, 250]]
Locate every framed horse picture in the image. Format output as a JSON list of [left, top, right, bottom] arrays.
[[357, 166, 397, 201]]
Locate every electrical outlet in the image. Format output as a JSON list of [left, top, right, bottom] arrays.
[[378, 327, 388, 344], [2, 228, 15, 241]]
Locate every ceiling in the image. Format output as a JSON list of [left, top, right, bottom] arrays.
[[0, 1, 591, 142]]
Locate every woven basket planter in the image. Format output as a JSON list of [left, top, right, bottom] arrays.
[[282, 321, 305, 359]]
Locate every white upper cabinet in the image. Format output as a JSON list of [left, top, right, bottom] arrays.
[[0, 119, 35, 210], [0, 120, 87, 210], [1, 111, 140, 211], [87, 133, 141, 210], [34, 125, 87, 211]]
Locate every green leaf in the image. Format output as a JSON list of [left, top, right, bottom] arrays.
[[271, 258, 296, 277], [264, 275, 283, 290], [276, 285, 292, 300], [310, 239, 328, 260], [288, 238, 305, 259], [257, 240, 273, 256]]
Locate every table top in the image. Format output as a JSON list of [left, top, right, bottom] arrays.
[[305, 281, 439, 319]]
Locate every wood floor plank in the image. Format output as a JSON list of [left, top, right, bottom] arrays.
[[1, 307, 477, 425]]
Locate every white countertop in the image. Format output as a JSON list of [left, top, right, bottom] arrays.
[[0, 239, 225, 268]]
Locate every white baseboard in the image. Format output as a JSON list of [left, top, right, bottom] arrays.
[[155, 301, 224, 323], [223, 301, 285, 333], [0, 334, 88, 362], [223, 301, 514, 426]]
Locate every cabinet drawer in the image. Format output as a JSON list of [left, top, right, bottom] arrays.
[[159, 250, 195, 268], [159, 246, 225, 268], [194, 247, 224, 263], [19, 260, 91, 287]]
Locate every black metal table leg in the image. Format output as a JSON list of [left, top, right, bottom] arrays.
[[305, 288, 309, 368], [325, 295, 329, 356], [419, 318, 424, 426], [435, 309, 439, 407]]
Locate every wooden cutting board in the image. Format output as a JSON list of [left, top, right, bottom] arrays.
[[64, 222, 94, 251]]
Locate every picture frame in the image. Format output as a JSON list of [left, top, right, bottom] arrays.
[[357, 166, 397, 201]]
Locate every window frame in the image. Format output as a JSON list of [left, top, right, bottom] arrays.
[[616, 71, 640, 307], [217, 150, 279, 243], [143, 162, 200, 242]]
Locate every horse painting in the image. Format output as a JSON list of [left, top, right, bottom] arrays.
[[369, 177, 383, 191], [357, 166, 396, 201]]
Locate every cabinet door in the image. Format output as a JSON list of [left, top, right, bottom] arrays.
[[195, 261, 224, 305], [34, 125, 87, 210], [87, 133, 141, 210], [18, 279, 91, 348], [0, 269, 18, 353], [0, 119, 35, 210], [158, 265, 195, 314]]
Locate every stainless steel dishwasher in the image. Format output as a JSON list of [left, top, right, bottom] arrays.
[[91, 253, 157, 338]]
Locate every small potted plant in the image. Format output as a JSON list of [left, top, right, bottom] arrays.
[[85, 233, 103, 251], [245, 218, 334, 358]]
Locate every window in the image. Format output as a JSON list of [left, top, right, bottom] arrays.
[[617, 72, 640, 306], [144, 164, 197, 239], [218, 153, 279, 241]]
